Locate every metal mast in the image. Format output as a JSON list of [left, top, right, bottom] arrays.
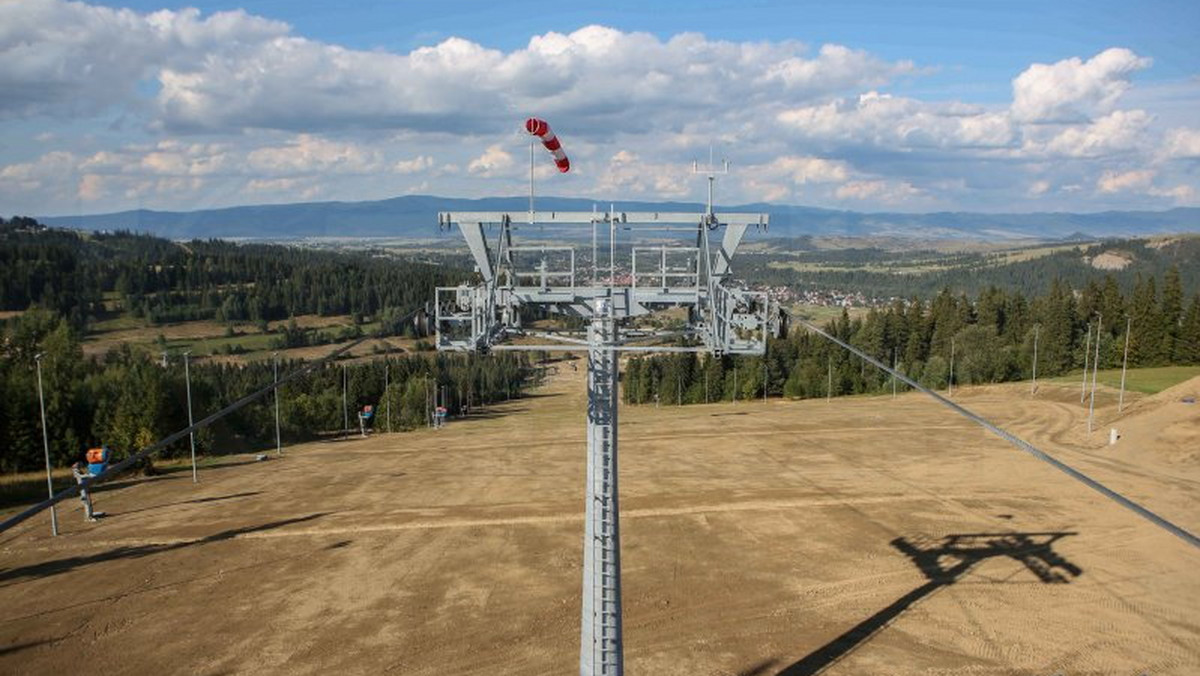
[[184, 350, 197, 482], [434, 154, 768, 675], [581, 298, 623, 675]]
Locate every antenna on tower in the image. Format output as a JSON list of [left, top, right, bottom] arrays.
[[692, 145, 728, 222]]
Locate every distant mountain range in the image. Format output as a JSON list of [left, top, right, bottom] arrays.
[[36, 195, 1200, 241]]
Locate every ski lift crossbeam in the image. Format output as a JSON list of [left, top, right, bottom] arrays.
[[434, 210, 770, 355]]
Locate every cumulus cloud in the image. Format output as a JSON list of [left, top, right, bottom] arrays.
[[739, 155, 852, 202], [0, 0, 287, 118], [1093, 169, 1196, 204], [1161, 127, 1200, 160], [467, 145, 515, 177], [1148, 184, 1196, 202], [0, 1, 1195, 213], [591, 150, 690, 198], [1097, 168, 1155, 193], [1030, 109, 1152, 158], [0, 2, 915, 137], [0, 133, 440, 209], [778, 92, 1016, 150], [1011, 48, 1152, 123], [394, 155, 435, 174], [764, 156, 851, 184], [246, 135, 383, 174], [835, 179, 923, 204]]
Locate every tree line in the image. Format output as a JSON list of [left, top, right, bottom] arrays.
[[0, 216, 462, 330], [741, 237, 1200, 299], [0, 308, 532, 475], [624, 269, 1200, 405]]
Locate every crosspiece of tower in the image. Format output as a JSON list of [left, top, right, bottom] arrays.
[[434, 148, 771, 675]]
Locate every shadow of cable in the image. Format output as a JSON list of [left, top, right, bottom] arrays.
[[0, 637, 57, 657], [0, 512, 330, 587], [776, 531, 1081, 676], [113, 491, 263, 517]]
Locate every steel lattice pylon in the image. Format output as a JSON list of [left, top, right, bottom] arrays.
[[434, 196, 771, 674], [581, 299, 622, 675]]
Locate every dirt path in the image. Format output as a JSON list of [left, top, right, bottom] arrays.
[[1, 368, 1196, 674]]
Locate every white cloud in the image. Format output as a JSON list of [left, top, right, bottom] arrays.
[[0, 2, 1195, 213], [1161, 127, 1200, 160], [467, 145, 515, 177], [591, 149, 690, 198], [0, 133, 438, 209], [1097, 169, 1155, 193], [777, 92, 1016, 150], [246, 135, 382, 175], [394, 155, 435, 174], [0, 2, 915, 137], [0, 0, 288, 118], [764, 156, 850, 184], [1011, 48, 1152, 123], [1031, 109, 1152, 158], [1148, 184, 1196, 203], [835, 179, 922, 204]]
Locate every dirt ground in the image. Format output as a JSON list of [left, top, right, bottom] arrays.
[[1, 367, 1197, 675]]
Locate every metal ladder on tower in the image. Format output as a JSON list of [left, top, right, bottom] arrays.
[[582, 301, 623, 676]]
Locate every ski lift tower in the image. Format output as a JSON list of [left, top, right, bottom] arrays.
[[435, 167, 769, 675]]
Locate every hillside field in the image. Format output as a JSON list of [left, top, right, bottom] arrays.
[[1, 367, 1197, 674]]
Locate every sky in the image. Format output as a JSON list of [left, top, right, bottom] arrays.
[[1, 0, 1198, 216]]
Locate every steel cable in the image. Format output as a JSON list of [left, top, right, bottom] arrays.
[[0, 307, 422, 536], [786, 310, 1200, 551]]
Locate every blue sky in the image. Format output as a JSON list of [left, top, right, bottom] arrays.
[[99, 0, 1200, 95], [2, 0, 1198, 215]]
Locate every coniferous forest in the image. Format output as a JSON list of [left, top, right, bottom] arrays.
[[0, 216, 460, 329], [624, 271, 1200, 405], [3, 216, 1199, 473], [0, 218, 532, 474], [0, 305, 531, 474]]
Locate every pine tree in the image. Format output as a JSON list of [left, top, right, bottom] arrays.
[[1177, 294, 1200, 364], [1129, 274, 1163, 366], [1161, 265, 1183, 361]]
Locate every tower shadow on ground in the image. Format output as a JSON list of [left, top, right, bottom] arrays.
[[0, 512, 330, 587], [772, 531, 1082, 676]]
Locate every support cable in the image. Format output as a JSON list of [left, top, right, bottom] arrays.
[[1, 308, 422, 536], [787, 310, 1200, 551]]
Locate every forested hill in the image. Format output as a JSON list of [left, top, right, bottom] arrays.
[[36, 195, 1200, 241], [0, 216, 465, 330], [742, 235, 1200, 299]]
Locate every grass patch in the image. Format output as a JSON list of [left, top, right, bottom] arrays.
[[165, 331, 277, 356], [787, 303, 870, 323], [1049, 365, 1200, 394], [90, 314, 148, 332]]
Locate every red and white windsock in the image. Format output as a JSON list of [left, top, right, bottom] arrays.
[[525, 117, 570, 173]]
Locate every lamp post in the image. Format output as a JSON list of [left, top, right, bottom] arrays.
[[763, 354, 768, 404], [1118, 316, 1131, 413], [35, 353, 59, 536], [949, 338, 955, 398], [1030, 324, 1039, 396], [827, 356, 833, 403], [1087, 314, 1102, 433], [891, 348, 897, 400], [1080, 323, 1091, 403], [184, 350, 197, 482], [273, 352, 281, 455]]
